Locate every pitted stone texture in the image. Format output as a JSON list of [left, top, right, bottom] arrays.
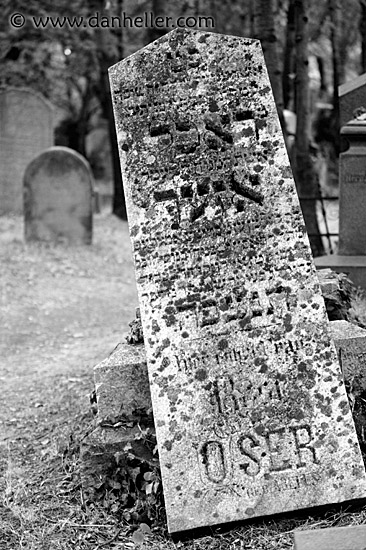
[[94, 343, 150, 423], [109, 29, 366, 533], [93, 327, 366, 431], [330, 320, 366, 391], [24, 146, 93, 244], [0, 88, 53, 214]]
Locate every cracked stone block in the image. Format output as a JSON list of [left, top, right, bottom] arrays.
[[330, 320, 366, 391], [80, 343, 153, 498], [94, 343, 150, 423]]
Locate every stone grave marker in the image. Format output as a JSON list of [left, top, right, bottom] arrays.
[[339, 72, 366, 129], [294, 524, 366, 550], [80, 342, 152, 497], [314, 117, 366, 287], [339, 116, 366, 255], [0, 87, 53, 214], [24, 146, 93, 244], [109, 29, 366, 533], [317, 115, 366, 289]]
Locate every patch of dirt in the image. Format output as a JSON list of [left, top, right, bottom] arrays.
[[0, 213, 142, 549]]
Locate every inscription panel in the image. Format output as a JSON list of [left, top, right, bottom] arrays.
[[339, 153, 366, 254], [109, 29, 366, 533]]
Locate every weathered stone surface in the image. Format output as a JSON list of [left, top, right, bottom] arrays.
[[23, 146, 93, 244], [88, 321, 366, 439], [294, 524, 366, 550], [330, 320, 366, 391], [109, 29, 366, 533], [82, 318, 366, 499], [0, 88, 53, 214], [94, 343, 150, 423]]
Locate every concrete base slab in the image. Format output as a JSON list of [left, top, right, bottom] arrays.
[[294, 524, 366, 550]]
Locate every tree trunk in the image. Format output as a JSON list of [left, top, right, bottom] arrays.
[[329, 0, 341, 155], [282, 0, 296, 110], [250, 0, 258, 37], [96, 1, 127, 220], [76, 117, 87, 158], [254, 0, 286, 133], [317, 56, 328, 96], [292, 0, 324, 256], [147, 0, 169, 43], [105, 81, 127, 220], [360, 0, 366, 72], [76, 80, 93, 158]]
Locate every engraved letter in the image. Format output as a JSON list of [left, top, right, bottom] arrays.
[[201, 441, 226, 483], [266, 428, 292, 472], [291, 425, 318, 468], [238, 434, 261, 476]]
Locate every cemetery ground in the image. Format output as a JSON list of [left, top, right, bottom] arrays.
[[1, 213, 366, 550]]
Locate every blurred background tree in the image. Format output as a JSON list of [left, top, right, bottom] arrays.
[[1, 0, 127, 218], [1, 0, 365, 253]]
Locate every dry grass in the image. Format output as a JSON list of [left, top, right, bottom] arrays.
[[1, 213, 366, 549]]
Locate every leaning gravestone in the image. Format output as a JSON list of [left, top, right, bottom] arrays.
[[0, 88, 53, 214], [109, 29, 366, 533], [24, 146, 93, 244]]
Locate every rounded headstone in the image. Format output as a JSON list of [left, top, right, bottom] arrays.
[[0, 88, 53, 214], [23, 146, 93, 244]]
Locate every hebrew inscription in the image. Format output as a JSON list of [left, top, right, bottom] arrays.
[[109, 29, 366, 533]]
